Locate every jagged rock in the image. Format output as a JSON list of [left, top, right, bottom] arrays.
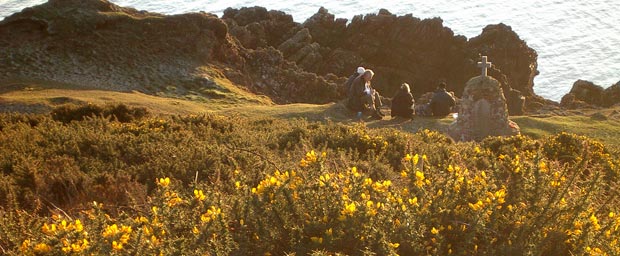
[[221, 7, 542, 109], [560, 80, 620, 108], [302, 7, 347, 48], [244, 47, 339, 103], [1, 2, 545, 110], [222, 7, 299, 49], [561, 80, 604, 108], [602, 81, 620, 107], [0, 0, 241, 93], [467, 24, 538, 98], [278, 28, 313, 56]]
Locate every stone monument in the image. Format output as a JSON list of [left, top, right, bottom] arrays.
[[448, 56, 520, 141]]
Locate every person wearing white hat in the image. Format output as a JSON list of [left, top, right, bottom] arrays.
[[350, 69, 385, 120], [345, 66, 366, 109]]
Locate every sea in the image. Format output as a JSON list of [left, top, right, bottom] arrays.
[[2, 0, 619, 102]]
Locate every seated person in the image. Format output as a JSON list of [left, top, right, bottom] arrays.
[[429, 82, 456, 116], [350, 69, 384, 119], [345, 67, 365, 109], [391, 83, 414, 119]]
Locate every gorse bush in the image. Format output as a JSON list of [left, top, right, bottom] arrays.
[[0, 109, 619, 255], [51, 103, 149, 123]]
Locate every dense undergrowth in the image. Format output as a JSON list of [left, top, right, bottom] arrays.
[[1, 104, 619, 255]]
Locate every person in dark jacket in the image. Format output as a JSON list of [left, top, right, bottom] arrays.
[[345, 67, 365, 109], [391, 83, 414, 119], [429, 82, 456, 116], [350, 69, 384, 119]]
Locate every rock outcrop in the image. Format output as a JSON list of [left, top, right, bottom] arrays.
[[223, 7, 542, 110], [561, 80, 620, 109], [1, 1, 544, 108], [0, 0, 241, 92]]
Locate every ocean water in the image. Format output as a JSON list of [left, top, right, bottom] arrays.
[[2, 0, 619, 101]]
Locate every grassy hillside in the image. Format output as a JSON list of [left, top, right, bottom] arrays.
[[3, 81, 620, 147], [2, 84, 620, 255]]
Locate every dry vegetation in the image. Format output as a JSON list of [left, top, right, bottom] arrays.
[[1, 101, 619, 255]]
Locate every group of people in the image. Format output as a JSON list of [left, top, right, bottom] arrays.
[[344, 66, 456, 119]]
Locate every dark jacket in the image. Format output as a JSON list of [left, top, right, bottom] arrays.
[[391, 88, 414, 118], [344, 73, 359, 98], [346, 76, 367, 112], [429, 88, 456, 116]]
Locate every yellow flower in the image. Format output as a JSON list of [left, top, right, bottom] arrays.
[[112, 241, 123, 251], [194, 189, 206, 201], [325, 228, 333, 236], [120, 233, 131, 244], [431, 227, 439, 235], [74, 219, 84, 232], [590, 214, 601, 230], [468, 200, 484, 211], [389, 242, 400, 248], [42, 223, 56, 235], [103, 224, 120, 238], [310, 236, 323, 244], [157, 177, 170, 187], [405, 154, 412, 161], [409, 197, 419, 207], [201, 206, 222, 223], [33, 243, 51, 254], [20, 239, 30, 253], [415, 171, 425, 187], [342, 202, 356, 216]]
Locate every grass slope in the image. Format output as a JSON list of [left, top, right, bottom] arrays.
[[2, 79, 620, 147]]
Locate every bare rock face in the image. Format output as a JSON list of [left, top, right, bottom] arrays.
[[467, 24, 539, 97], [0, 1, 342, 104], [0, 0, 241, 92], [223, 7, 541, 109], [1, 2, 543, 108], [560, 80, 604, 108], [602, 81, 620, 107], [561, 80, 620, 109], [222, 6, 299, 50]]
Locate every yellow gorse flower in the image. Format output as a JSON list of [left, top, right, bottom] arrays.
[[310, 236, 323, 244], [201, 206, 222, 223], [194, 189, 206, 201], [112, 240, 123, 251], [300, 150, 318, 167], [103, 224, 120, 238], [33, 243, 51, 254], [341, 202, 357, 216], [157, 177, 171, 187]]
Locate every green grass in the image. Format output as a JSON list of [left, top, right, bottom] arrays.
[[3, 78, 620, 148]]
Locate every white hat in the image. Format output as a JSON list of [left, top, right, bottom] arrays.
[[357, 67, 365, 74]]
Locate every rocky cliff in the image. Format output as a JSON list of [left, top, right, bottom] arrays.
[[0, 0, 340, 104], [561, 80, 620, 109], [1, 0, 544, 108], [223, 7, 544, 110]]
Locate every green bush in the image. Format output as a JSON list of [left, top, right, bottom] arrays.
[[0, 109, 619, 255]]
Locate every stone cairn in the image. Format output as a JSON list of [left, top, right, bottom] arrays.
[[448, 56, 520, 141]]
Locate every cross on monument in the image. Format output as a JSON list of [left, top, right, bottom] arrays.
[[477, 56, 492, 77]]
